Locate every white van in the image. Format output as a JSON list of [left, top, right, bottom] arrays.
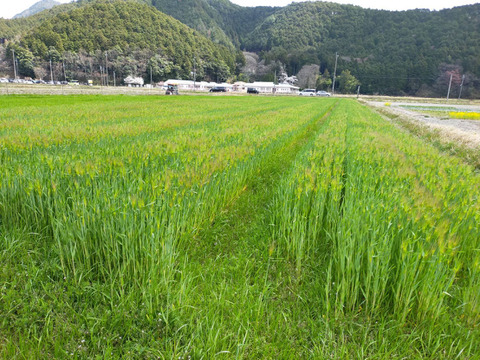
[[299, 89, 316, 96]]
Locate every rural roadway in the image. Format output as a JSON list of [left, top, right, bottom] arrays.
[[366, 100, 480, 149]]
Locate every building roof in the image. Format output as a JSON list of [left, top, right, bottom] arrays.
[[276, 82, 299, 89], [251, 82, 275, 87], [124, 76, 144, 85]]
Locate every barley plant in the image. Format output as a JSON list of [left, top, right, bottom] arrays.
[[273, 100, 479, 357], [0, 95, 478, 358]]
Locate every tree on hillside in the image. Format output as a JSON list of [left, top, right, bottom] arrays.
[[11, 1, 235, 83], [337, 69, 359, 93], [34, 65, 47, 80], [459, 72, 480, 99], [0, 46, 10, 77], [433, 64, 463, 97], [316, 69, 332, 91], [6, 43, 35, 78], [148, 54, 179, 82], [297, 64, 319, 89], [278, 71, 297, 85]]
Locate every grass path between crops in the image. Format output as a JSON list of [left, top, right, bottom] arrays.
[[169, 102, 338, 357]]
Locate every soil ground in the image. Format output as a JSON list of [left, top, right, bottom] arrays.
[[365, 100, 480, 149]]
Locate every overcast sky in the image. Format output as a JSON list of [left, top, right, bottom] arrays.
[[1, 0, 478, 19]]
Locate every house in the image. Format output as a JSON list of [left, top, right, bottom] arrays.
[[164, 79, 195, 90], [161, 79, 299, 94], [242, 82, 299, 94], [164, 79, 233, 92], [275, 83, 300, 94], [218, 82, 234, 92], [233, 81, 248, 92], [249, 82, 275, 93], [124, 76, 144, 87]]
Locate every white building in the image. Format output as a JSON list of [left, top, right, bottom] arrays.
[[124, 76, 144, 87], [275, 83, 300, 94], [164, 79, 233, 91], [164, 79, 200, 90], [218, 82, 234, 91], [233, 81, 248, 92], [239, 81, 299, 94], [249, 82, 275, 93], [163, 79, 299, 94]]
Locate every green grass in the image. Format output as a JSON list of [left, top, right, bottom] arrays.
[[1, 95, 479, 358]]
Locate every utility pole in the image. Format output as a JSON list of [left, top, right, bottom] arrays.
[[105, 52, 108, 86], [12, 49, 17, 80], [63, 60, 67, 82], [356, 85, 361, 99], [458, 74, 465, 99], [50, 58, 54, 83], [274, 69, 277, 95], [113, 71, 116, 87], [193, 56, 196, 91], [150, 66, 153, 86], [446, 73, 453, 101], [332, 52, 339, 95]]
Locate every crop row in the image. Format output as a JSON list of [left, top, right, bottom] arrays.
[[0, 96, 335, 290], [1, 96, 478, 357], [273, 101, 479, 353]]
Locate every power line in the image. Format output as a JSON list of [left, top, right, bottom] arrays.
[[355, 75, 437, 81]]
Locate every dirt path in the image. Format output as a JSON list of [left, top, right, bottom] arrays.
[[366, 101, 480, 149]]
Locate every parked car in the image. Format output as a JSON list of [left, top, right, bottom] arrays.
[[299, 89, 316, 96], [209, 86, 227, 92], [317, 90, 331, 97], [247, 88, 259, 94]]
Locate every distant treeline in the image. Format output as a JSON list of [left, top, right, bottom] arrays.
[[1, 1, 239, 83], [0, 0, 479, 96]]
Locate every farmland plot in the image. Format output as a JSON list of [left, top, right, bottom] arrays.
[[0, 95, 478, 358]]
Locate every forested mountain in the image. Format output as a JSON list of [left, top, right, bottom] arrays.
[[1, 0, 479, 96], [150, 0, 480, 96], [243, 2, 480, 96], [151, 0, 235, 48], [13, 0, 61, 19], [3, 0, 235, 82], [150, 0, 277, 48]]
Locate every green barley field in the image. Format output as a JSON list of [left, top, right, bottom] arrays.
[[1, 95, 479, 359]]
